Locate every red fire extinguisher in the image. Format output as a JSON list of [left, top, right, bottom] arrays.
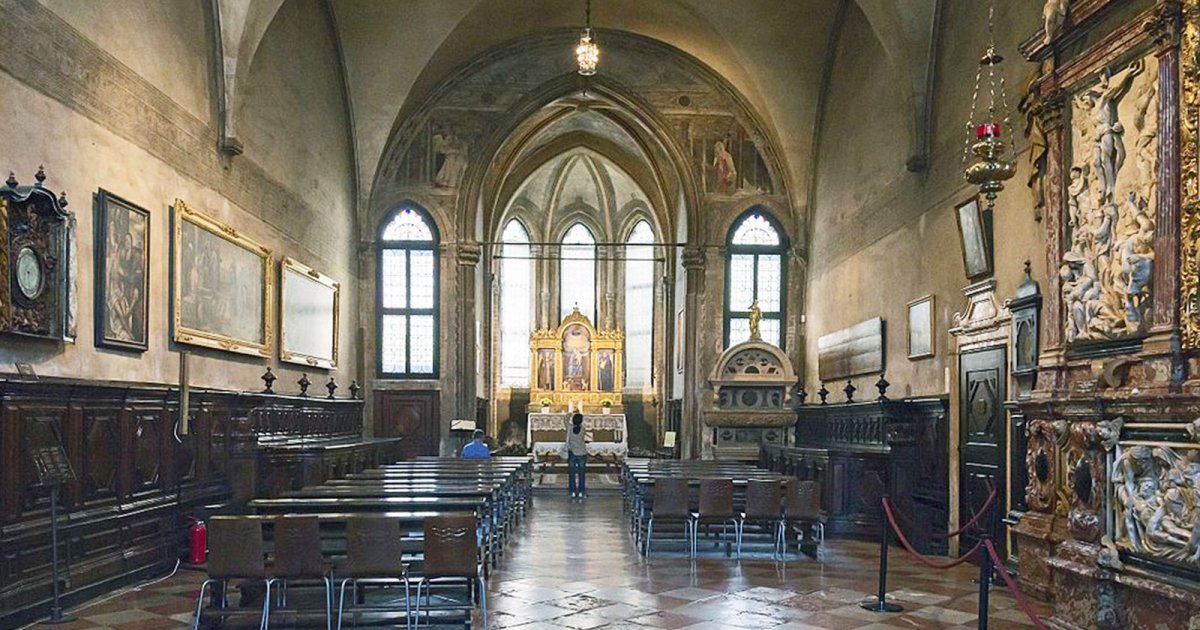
[[186, 517, 207, 565]]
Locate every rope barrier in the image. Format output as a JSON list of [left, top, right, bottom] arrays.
[[984, 538, 1049, 630], [882, 497, 983, 569], [887, 487, 998, 542]]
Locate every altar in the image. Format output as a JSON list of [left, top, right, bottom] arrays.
[[526, 413, 628, 460]]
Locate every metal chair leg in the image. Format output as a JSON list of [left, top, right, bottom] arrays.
[[261, 580, 273, 630], [336, 578, 352, 630], [192, 579, 213, 630], [478, 574, 487, 628], [645, 517, 654, 556]]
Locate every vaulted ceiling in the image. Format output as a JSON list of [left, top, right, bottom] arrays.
[[215, 0, 942, 214]]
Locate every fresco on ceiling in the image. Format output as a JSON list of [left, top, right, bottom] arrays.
[[380, 39, 779, 198]]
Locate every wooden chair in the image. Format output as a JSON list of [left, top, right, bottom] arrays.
[[737, 479, 783, 558], [192, 517, 271, 630], [267, 516, 332, 630], [412, 514, 485, 628], [643, 477, 692, 556], [781, 480, 825, 556], [692, 478, 736, 557], [336, 517, 410, 630]]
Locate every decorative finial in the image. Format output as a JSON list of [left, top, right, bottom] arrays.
[[875, 374, 890, 400], [817, 382, 829, 405], [261, 367, 276, 394], [5, 172, 16, 187], [1023, 259, 1032, 279], [795, 383, 807, 407], [326, 377, 338, 400], [57, 191, 68, 208], [348, 380, 361, 400], [844, 379, 856, 403], [297, 374, 311, 397], [34, 165, 46, 185], [748, 299, 762, 341]]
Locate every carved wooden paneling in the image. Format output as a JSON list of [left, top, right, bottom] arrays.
[[375, 390, 440, 458], [0, 377, 369, 629]]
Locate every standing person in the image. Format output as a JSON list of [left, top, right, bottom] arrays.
[[461, 429, 491, 459], [566, 413, 589, 498]]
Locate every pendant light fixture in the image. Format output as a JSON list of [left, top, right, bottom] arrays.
[[963, 0, 1015, 212], [575, 0, 599, 76]]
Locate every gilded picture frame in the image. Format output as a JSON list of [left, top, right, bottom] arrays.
[[171, 199, 273, 357], [94, 189, 150, 352], [280, 256, 340, 370], [907, 294, 935, 360]]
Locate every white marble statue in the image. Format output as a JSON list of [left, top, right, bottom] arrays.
[[1062, 58, 1157, 343], [1043, 0, 1068, 46]]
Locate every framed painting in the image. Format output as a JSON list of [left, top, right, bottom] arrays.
[[955, 196, 994, 281], [280, 257, 339, 369], [171, 199, 272, 357], [907, 294, 935, 360], [94, 189, 150, 351]]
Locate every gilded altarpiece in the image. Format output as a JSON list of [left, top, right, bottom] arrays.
[[528, 308, 623, 413], [1015, 1, 1200, 627]]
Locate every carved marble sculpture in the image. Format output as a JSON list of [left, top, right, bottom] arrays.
[[1062, 58, 1159, 343], [1113, 444, 1200, 564], [1043, 0, 1068, 46]]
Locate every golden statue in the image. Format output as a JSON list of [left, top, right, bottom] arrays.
[[749, 299, 762, 341]]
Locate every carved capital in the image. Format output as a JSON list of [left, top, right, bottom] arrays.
[[456, 241, 481, 267], [681, 245, 706, 270], [1144, 0, 1182, 48]]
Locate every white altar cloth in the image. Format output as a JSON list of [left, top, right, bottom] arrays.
[[527, 413, 628, 458]]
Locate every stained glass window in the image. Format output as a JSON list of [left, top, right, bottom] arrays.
[[500, 221, 532, 386], [725, 210, 787, 349], [625, 221, 655, 388], [378, 207, 438, 376], [560, 224, 596, 323]]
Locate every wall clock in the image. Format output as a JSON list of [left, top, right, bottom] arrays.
[[1, 168, 70, 340]]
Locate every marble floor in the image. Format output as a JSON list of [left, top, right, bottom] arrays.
[[25, 493, 1050, 630]]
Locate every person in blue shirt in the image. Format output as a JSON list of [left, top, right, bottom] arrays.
[[461, 429, 491, 459]]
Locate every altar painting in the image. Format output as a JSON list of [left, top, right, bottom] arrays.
[[563, 324, 590, 391], [528, 307, 624, 412]]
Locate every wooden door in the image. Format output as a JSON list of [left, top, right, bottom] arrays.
[[959, 346, 1006, 561], [375, 391, 440, 458]]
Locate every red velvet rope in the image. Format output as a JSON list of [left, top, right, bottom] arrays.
[[984, 539, 1049, 630], [882, 497, 983, 569], [888, 487, 998, 541]]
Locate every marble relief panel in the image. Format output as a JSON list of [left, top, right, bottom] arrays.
[[1113, 429, 1200, 568], [1062, 54, 1158, 344]]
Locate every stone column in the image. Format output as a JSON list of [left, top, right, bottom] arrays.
[[680, 245, 706, 459], [456, 241, 481, 429]]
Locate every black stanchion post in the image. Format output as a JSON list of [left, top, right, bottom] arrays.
[[977, 534, 992, 630], [860, 496, 903, 613]]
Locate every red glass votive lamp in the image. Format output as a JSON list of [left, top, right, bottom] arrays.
[[976, 123, 1001, 139]]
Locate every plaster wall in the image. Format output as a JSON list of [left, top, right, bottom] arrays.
[[37, 0, 213, 123], [0, 0, 359, 394], [806, 0, 1047, 398]]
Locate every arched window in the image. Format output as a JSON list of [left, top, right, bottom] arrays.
[[560, 223, 596, 323], [625, 221, 655, 388], [500, 220, 531, 386], [726, 210, 787, 348], [378, 207, 439, 376]]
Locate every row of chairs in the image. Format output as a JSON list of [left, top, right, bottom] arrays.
[[639, 477, 824, 558], [193, 514, 483, 630]]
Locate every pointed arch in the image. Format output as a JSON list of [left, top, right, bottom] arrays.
[[560, 223, 597, 324], [725, 208, 787, 349], [499, 219, 532, 386], [625, 219, 656, 388]]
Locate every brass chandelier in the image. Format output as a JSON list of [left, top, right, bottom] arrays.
[[575, 0, 599, 76], [963, 0, 1015, 211]]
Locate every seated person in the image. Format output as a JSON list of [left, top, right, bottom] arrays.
[[461, 429, 491, 459]]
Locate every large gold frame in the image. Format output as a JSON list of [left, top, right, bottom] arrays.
[[528, 308, 624, 412], [172, 199, 273, 357], [280, 256, 340, 369]]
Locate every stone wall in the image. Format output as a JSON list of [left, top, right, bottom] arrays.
[[805, 0, 1047, 398], [0, 0, 359, 394]]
